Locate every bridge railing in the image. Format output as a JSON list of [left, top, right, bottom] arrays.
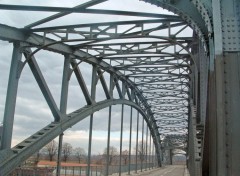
[[8, 163, 156, 176]]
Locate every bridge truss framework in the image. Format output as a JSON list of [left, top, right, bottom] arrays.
[[0, 0, 239, 176]]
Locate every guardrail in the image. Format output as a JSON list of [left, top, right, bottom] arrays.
[[9, 163, 156, 176]]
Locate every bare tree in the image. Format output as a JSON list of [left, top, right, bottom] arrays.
[[103, 146, 118, 165], [34, 150, 41, 164], [74, 147, 86, 163], [136, 141, 146, 162], [44, 140, 58, 161], [62, 142, 73, 162], [122, 150, 129, 165]]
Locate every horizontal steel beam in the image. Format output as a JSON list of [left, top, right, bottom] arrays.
[[28, 19, 184, 32], [0, 4, 181, 19], [25, 0, 107, 28]]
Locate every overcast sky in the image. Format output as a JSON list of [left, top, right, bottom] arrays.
[[0, 0, 175, 154]]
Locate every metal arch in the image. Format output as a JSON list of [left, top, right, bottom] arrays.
[[142, 0, 211, 45], [0, 23, 162, 163], [0, 99, 160, 176], [1, 36, 163, 175], [3, 0, 240, 175], [0, 1, 196, 174], [0, 21, 190, 160]]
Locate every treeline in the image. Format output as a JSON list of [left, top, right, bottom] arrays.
[[31, 140, 153, 165]]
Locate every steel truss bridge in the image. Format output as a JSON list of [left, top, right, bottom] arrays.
[[0, 0, 239, 175]]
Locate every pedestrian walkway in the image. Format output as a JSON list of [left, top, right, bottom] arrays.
[[119, 165, 189, 176]]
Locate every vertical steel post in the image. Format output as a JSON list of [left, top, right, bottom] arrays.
[[106, 106, 112, 176], [135, 112, 139, 173], [119, 104, 124, 176], [211, 0, 225, 175], [149, 134, 151, 170], [56, 55, 71, 176], [87, 65, 97, 176], [170, 149, 173, 165], [145, 126, 148, 170], [155, 142, 158, 168], [1, 42, 22, 149], [57, 133, 63, 175], [141, 118, 144, 172], [106, 74, 113, 176], [128, 107, 133, 175], [119, 81, 126, 176], [88, 114, 93, 176], [152, 138, 154, 169], [59, 55, 71, 116], [224, 53, 240, 175]]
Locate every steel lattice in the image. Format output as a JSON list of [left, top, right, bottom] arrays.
[[0, 0, 199, 174]]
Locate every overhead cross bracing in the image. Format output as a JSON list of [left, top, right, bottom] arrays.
[[2, 0, 240, 175], [0, 0, 197, 175]]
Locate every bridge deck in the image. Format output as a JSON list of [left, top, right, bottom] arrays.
[[119, 165, 189, 176]]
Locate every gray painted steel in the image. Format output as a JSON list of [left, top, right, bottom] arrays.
[[0, 0, 240, 176], [1, 43, 22, 150], [0, 124, 2, 148]]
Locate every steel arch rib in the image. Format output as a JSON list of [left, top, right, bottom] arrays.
[[0, 99, 160, 176], [142, 0, 210, 43], [0, 12, 190, 173]]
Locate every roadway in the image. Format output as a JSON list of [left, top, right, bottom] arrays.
[[121, 165, 189, 176]]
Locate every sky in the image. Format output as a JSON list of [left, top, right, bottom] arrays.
[[0, 0, 177, 155]]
